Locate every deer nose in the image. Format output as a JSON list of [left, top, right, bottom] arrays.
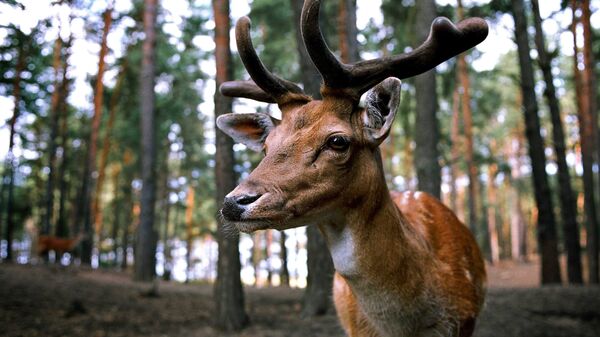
[[221, 193, 262, 221]]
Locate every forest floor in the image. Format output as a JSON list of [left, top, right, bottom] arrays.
[[1, 261, 600, 337]]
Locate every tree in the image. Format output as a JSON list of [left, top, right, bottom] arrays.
[[456, 0, 478, 236], [531, 0, 582, 284], [510, 0, 561, 284], [135, 0, 159, 282], [290, 0, 335, 317], [213, 0, 248, 330], [580, 0, 598, 284], [79, 6, 113, 264], [413, 0, 440, 198]]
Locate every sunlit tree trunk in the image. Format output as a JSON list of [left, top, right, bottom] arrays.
[[265, 230, 273, 286], [185, 185, 194, 282], [81, 7, 113, 264], [290, 0, 334, 317], [531, 0, 582, 284], [337, 0, 358, 63], [413, 0, 440, 198], [487, 154, 500, 264], [450, 86, 461, 213], [511, 0, 561, 284], [93, 58, 127, 239], [135, 0, 158, 282], [213, 0, 248, 329]]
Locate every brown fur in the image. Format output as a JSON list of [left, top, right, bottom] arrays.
[[37, 234, 84, 257]]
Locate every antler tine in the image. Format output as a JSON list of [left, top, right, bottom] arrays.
[[227, 16, 306, 102], [301, 0, 489, 97], [220, 80, 276, 103]]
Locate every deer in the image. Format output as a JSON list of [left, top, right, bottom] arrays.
[[216, 0, 488, 336], [37, 233, 85, 260]]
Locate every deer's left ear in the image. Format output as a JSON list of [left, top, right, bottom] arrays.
[[216, 113, 277, 152], [362, 77, 401, 146]]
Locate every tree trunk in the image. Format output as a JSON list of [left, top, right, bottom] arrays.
[[510, 0, 561, 284], [185, 185, 194, 282], [290, 0, 335, 316], [450, 85, 461, 213], [93, 58, 127, 239], [2, 31, 25, 262], [213, 0, 248, 330], [56, 35, 73, 239], [531, 0, 583, 284], [280, 231, 290, 287], [413, 0, 441, 199], [265, 230, 273, 286], [337, 0, 359, 63], [81, 7, 113, 264], [42, 36, 63, 238], [110, 165, 121, 266], [487, 156, 500, 264], [135, 0, 158, 282], [580, 0, 599, 284]]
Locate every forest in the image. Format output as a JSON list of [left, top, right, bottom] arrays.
[[0, 0, 599, 336]]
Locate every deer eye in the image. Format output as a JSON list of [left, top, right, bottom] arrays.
[[326, 135, 350, 152]]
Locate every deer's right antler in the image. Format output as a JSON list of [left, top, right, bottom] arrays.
[[301, 0, 488, 99]]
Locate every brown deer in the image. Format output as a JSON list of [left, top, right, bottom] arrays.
[[37, 233, 85, 259], [217, 0, 488, 336]]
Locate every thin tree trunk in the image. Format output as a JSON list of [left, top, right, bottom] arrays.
[[253, 232, 261, 286], [42, 35, 63, 240], [2, 31, 25, 262], [511, 0, 561, 284], [110, 165, 121, 266], [280, 230, 290, 287], [185, 185, 194, 282], [456, 0, 479, 238], [213, 0, 248, 330], [161, 161, 172, 280], [487, 156, 500, 264], [580, 0, 599, 284], [81, 7, 113, 264], [531, 0, 583, 284], [290, 0, 334, 316], [135, 0, 158, 282], [265, 229, 273, 286], [450, 85, 461, 213], [56, 35, 73, 239], [414, 0, 441, 198], [93, 58, 127, 238]]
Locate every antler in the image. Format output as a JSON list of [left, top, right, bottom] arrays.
[[301, 0, 489, 98], [220, 16, 309, 105]]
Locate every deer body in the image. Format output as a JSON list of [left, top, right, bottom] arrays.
[[37, 234, 84, 257], [216, 1, 488, 336]]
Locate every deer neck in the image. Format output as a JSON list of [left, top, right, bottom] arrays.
[[319, 157, 436, 300]]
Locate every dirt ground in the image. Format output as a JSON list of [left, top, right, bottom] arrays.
[[1, 262, 599, 337]]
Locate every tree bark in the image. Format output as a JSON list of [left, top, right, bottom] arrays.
[[93, 58, 127, 239], [185, 185, 194, 282], [413, 0, 441, 199], [531, 0, 583, 284], [337, 0, 359, 63], [580, 0, 599, 284], [42, 35, 63, 239], [449, 85, 461, 213], [2, 30, 25, 262], [81, 7, 113, 264], [487, 154, 500, 264], [279, 231, 290, 287], [213, 0, 248, 330], [290, 0, 335, 316], [510, 0, 561, 284], [135, 0, 158, 282], [56, 35, 73, 239]]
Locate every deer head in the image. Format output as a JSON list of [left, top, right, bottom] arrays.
[[217, 0, 488, 233]]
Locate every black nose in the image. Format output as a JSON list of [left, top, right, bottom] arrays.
[[221, 194, 262, 221]]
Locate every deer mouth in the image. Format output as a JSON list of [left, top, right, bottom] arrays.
[[230, 219, 273, 233]]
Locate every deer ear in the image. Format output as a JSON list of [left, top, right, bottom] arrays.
[[216, 113, 277, 152], [362, 77, 401, 146]]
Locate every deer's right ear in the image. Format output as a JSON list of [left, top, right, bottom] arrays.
[[362, 77, 401, 146], [216, 113, 276, 152]]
